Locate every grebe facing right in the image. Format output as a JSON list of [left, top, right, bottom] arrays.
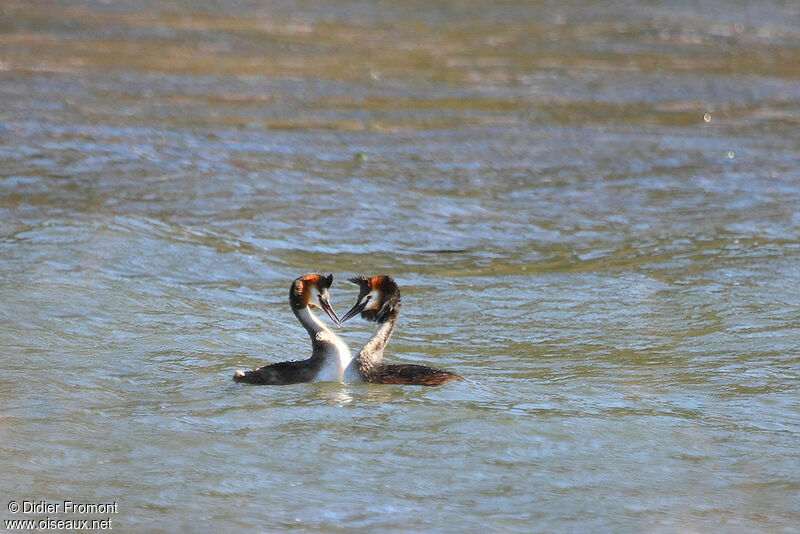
[[233, 273, 352, 385], [340, 275, 463, 386]]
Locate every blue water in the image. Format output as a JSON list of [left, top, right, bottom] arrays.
[[2, 1, 799, 532]]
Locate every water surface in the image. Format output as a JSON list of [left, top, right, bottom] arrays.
[[2, 1, 799, 532]]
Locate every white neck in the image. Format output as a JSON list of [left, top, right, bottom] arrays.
[[295, 306, 352, 382], [295, 305, 328, 337], [345, 312, 398, 381], [361, 319, 395, 364]]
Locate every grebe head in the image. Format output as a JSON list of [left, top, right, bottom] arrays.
[[340, 275, 400, 323], [290, 273, 341, 326]]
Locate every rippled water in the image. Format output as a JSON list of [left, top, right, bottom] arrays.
[[2, 1, 800, 532]]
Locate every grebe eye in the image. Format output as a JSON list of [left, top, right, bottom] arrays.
[[365, 295, 372, 301]]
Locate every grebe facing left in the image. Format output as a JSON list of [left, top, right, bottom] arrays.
[[233, 273, 352, 385], [340, 275, 463, 386]]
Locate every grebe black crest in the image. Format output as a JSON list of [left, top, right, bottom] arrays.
[[233, 273, 352, 385], [341, 275, 463, 386]]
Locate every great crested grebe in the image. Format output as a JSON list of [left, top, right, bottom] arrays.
[[233, 273, 352, 385], [340, 275, 463, 386]]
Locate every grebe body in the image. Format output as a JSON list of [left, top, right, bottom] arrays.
[[341, 275, 462, 386], [233, 273, 351, 385]]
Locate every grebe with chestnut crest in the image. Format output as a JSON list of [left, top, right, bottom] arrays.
[[233, 273, 352, 385], [340, 275, 463, 386]]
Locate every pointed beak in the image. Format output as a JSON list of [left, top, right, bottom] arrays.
[[340, 299, 368, 324], [317, 293, 341, 327]]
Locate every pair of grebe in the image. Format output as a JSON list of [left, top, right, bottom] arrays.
[[233, 273, 462, 386]]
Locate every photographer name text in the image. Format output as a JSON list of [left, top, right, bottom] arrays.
[[9, 501, 118, 515]]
